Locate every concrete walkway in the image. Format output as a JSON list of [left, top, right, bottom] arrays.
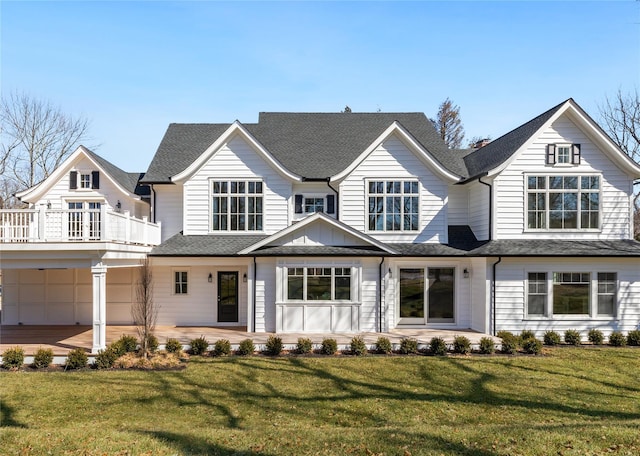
[[0, 325, 500, 355]]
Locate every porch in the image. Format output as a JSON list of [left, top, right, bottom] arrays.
[[0, 325, 500, 355]]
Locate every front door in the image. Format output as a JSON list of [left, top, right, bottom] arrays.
[[218, 271, 238, 322]]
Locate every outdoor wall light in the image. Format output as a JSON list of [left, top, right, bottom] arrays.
[[463, 268, 470, 278], [388, 268, 392, 277], [208, 273, 213, 283], [243, 273, 247, 282], [116, 200, 122, 212], [46, 200, 51, 209]]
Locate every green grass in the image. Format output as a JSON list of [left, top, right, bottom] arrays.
[[1, 348, 639, 455]]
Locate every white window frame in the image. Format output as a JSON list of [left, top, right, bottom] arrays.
[[366, 179, 420, 232], [173, 269, 189, 295], [80, 173, 92, 189], [303, 196, 325, 214], [524, 270, 619, 320], [555, 144, 572, 164], [524, 174, 601, 232], [209, 179, 264, 233], [285, 266, 353, 302]]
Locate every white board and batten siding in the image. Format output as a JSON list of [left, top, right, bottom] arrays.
[[33, 154, 144, 217], [1, 268, 136, 325], [494, 257, 640, 337], [339, 135, 449, 244], [182, 135, 291, 236], [154, 184, 183, 242], [494, 115, 634, 240]]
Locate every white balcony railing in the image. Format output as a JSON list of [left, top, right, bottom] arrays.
[[0, 208, 161, 246]]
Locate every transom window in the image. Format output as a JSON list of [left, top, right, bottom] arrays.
[[526, 272, 617, 317], [211, 180, 263, 231], [367, 180, 419, 231], [527, 175, 600, 230], [287, 267, 351, 301]]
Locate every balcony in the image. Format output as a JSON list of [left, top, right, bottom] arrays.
[[0, 208, 161, 246]]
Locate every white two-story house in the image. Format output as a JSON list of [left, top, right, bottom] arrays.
[[2, 98, 639, 351]]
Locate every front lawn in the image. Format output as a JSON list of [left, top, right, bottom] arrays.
[[1, 348, 639, 455]]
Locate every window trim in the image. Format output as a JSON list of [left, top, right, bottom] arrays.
[[524, 270, 619, 320], [365, 179, 420, 233], [209, 179, 264, 233], [172, 269, 189, 296], [285, 266, 353, 302], [524, 173, 602, 232]]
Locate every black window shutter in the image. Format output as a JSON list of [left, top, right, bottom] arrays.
[[572, 144, 581, 164], [326, 194, 335, 214], [91, 171, 100, 189], [294, 194, 303, 214], [69, 171, 78, 190], [546, 144, 556, 165]]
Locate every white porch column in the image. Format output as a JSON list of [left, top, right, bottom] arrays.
[[91, 265, 108, 353]]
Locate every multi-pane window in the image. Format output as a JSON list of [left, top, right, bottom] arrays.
[[174, 271, 188, 294], [304, 197, 324, 214], [527, 272, 547, 316], [597, 273, 617, 316], [80, 174, 91, 189], [286, 267, 351, 301], [212, 180, 263, 231], [556, 146, 571, 164], [367, 180, 419, 231], [526, 175, 600, 230], [553, 272, 590, 315], [67, 201, 101, 240]]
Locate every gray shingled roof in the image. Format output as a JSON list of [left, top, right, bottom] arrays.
[[463, 99, 568, 179], [150, 233, 269, 256], [85, 149, 148, 196], [468, 239, 640, 257], [141, 112, 468, 183]]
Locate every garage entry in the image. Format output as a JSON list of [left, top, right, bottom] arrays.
[[1, 267, 136, 325]]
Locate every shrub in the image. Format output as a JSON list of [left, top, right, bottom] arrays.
[[518, 330, 536, 345], [165, 338, 183, 354], [521, 337, 543, 355], [264, 335, 283, 356], [94, 346, 118, 369], [296, 337, 313, 354], [399, 337, 418, 354], [452, 335, 471, 355], [213, 339, 232, 356], [478, 337, 495, 354], [33, 347, 54, 369], [375, 336, 392, 355], [499, 333, 518, 354], [429, 337, 447, 356], [65, 348, 88, 370], [627, 329, 640, 346], [2, 346, 25, 369], [237, 339, 255, 356], [608, 331, 627, 347], [145, 334, 159, 353], [189, 336, 209, 355], [587, 329, 604, 345], [564, 330, 582, 346], [320, 338, 338, 355], [543, 331, 562, 346], [112, 335, 138, 356], [350, 336, 368, 356]]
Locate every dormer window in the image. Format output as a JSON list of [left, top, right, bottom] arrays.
[[546, 144, 581, 165]]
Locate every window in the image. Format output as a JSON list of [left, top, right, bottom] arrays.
[[211, 180, 263, 231], [67, 201, 101, 240], [553, 273, 590, 315], [546, 143, 581, 165], [174, 271, 188, 294], [527, 272, 547, 316], [597, 273, 617, 316], [304, 197, 324, 214], [286, 267, 351, 301], [367, 180, 419, 231], [80, 174, 91, 189], [526, 175, 600, 230]]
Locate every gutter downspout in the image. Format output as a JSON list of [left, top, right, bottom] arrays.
[[252, 256, 257, 332], [379, 257, 385, 333], [477, 177, 492, 241], [491, 256, 502, 336]]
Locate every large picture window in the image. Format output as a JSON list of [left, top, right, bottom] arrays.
[[526, 175, 599, 230], [211, 180, 263, 231], [367, 180, 419, 231], [286, 267, 351, 301]]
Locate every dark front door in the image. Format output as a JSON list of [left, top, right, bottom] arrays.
[[218, 271, 238, 322]]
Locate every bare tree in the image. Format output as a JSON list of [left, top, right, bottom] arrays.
[[432, 98, 465, 149], [132, 257, 158, 358], [0, 92, 91, 207], [599, 89, 640, 239]]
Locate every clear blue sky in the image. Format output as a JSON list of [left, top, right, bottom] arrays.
[[2, 1, 639, 173]]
